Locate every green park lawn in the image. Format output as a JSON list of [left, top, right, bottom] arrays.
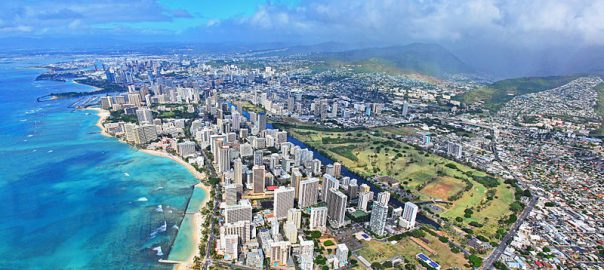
[[282, 125, 515, 239]]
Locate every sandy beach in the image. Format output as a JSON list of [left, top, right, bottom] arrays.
[[87, 108, 212, 269], [86, 107, 111, 137]]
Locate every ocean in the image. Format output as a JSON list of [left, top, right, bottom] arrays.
[[0, 56, 202, 269]]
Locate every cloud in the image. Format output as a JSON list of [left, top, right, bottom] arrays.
[[190, 0, 604, 48], [0, 0, 193, 34], [1, 0, 604, 58]]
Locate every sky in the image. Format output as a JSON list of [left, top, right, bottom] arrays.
[[2, 0, 604, 77]]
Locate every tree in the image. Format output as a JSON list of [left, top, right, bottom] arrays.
[[468, 254, 483, 267]]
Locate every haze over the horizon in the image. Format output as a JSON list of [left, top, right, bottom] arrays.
[[2, 0, 604, 78]]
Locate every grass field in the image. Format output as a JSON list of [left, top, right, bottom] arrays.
[[358, 234, 469, 269], [422, 176, 467, 200], [281, 124, 515, 239], [241, 101, 265, 113]]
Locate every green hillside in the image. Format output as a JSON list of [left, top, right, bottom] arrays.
[[458, 75, 580, 111], [593, 83, 604, 137], [320, 43, 472, 77]]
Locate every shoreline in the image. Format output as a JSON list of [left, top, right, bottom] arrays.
[[86, 107, 211, 269], [86, 107, 111, 137], [71, 79, 103, 92]]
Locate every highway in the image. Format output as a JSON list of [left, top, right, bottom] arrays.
[[479, 196, 538, 270]]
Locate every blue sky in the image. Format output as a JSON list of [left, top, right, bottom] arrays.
[[1, 0, 604, 51]]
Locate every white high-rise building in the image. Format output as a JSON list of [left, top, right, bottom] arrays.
[[133, 124, 157, 145], [233, 158, 243, 186], [222, 234, 238, 261], [287, 208, 302, 229], [274, 186, 295, 220], [135, 107, 153, 123], [177, 141, 196, 158], [284, 221, 298, 243], [447, 141, 463, 159], [377, 191, 390, 205], [357, 191, 374, 212], [224, 200, 252, 224], [336, 244, 349, 268], [232, 110, 241, 131], [291, 168, 303, 199], [327, 188, 347, 228], [298, 178, 319, 208], [370, 201, 388, 236], [225, 184, 238, 206], [401, 202, 418, 229], [299, 240, 314, 270], [322, 174, 339, 202], [333, 162, 342, 178], [309, 207, 328, 232], [220, 220, 251, 245], [124, 123, 137, 142], [217, 145, 230, 173], [269, 241, 290, 267]]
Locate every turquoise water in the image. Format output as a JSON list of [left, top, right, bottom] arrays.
[[0, 56, 202, 269], [168, 186, 207, 262]]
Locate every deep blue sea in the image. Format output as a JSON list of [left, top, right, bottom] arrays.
[[0, 56, 201, 269]]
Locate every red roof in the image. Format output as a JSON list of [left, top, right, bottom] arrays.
[[266, 185, 279, 191]]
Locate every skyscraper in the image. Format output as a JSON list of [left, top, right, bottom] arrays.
[[217, 145, 230, 173], [309, 206, 328, 232], [256, 112, 267, 133], [233, 158, 243, 186], [284, 221, 297, 243], [333, 162, 342, 178], [370, 201, 388, 236], [336, 244, 349, 268], [135, 107, 153, 123], [322, 174, 339, 202], [224, 200, 252, 224], [401, 202, 418, 229], [291, 168, 303, 199], [225, 184, 238, 206], [327, 188, 347, 228], [287, 208, 302, 229], [299, 240, 314, 270], [274, 186, 295, 220], [357, 191, 374, 212], [269, 241, 290, 267], [253, 150, 263, 166], [298, 178, 319, 208], [377, 191, 391, 205], [252, 165, 265, 194]]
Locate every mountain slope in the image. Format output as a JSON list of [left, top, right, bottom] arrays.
[[319, 43, 473, 77], [457, 75, 581, 111]]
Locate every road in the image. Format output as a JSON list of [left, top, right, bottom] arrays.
[[200, 146, 221, 270], [479, 196, 538, 270]]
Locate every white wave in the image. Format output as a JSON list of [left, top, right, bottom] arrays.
[[152, 246, 163, 256], [47, 150, 53, 153], [172, 225, 179, 230], [155, 205, 163, 212], [27, 134, 33, 137], [20, 119, 27, 122], [136, 197, 148, 202], [149, 221, 167, 238], [154, 186, 164, 191], [123, 172, 130, 177]]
